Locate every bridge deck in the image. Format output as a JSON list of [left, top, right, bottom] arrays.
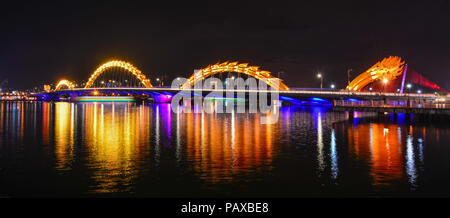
[[333, 99, 449, 115], [52, 87, 443, 100], [33, 88, 450, 115]]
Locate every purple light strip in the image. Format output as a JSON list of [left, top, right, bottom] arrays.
[[399, 64, 408, 94]]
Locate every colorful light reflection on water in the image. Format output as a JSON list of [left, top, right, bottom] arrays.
[[0, 101, 449, 197]]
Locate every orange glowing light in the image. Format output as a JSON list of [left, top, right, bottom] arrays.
[[346, 56, 405, 91], [44, 84, 52, 92], [347, 123, 403, 186], [181, 61, 289, 91], [85, 60, 152, 88], [55, 79, 75, 91]]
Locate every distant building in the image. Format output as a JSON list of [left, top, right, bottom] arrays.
[[44, 84, 51, 92]]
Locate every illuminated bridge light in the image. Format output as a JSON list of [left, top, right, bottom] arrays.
[[309, 97, 328, 102], [346, 98, 359, 102], [346, 56, 405, 91], [72, 96, 135, 102], [55, 79, 76, 91], [84, 60, 153, 88], [204, 96, 246, 102], [181, 61, 289, 91]]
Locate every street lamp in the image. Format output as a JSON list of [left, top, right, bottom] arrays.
[[330, 84, 335, 89], [156, 78, 161, 86], [406, 83, 412, 93], [317, 73, 323, 89]]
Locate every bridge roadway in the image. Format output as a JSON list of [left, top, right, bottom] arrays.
[[52, 87, 444, 100]]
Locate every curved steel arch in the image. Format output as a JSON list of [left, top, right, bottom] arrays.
[[55, 79, 75, 91], [85, 60, 152, 88], [181, 61, 289, 91], [346, 56, 405, 91]]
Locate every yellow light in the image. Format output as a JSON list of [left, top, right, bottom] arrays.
[[55, 79, 75, 91], [44, 84, 52, 92], [85, 60, 153, 88], [346, 56, 405, 91], [317, 73, 322, 78], [93, 91, 99, 95]]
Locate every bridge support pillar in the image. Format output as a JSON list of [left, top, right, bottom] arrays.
[[377, 111, 385, 121], [152, 94, 173, 103], [348, 111, 354, 121]]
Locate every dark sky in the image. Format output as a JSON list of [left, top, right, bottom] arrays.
[[1, 0, 450, 90]]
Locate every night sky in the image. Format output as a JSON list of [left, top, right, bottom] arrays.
[[1, 0, 450, 90]]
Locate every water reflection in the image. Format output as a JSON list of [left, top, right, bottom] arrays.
[[316, 112, 325, 176], [54, 102, 74, 170], [37, 102, 278, 191], [343, 121, 425, 190], [1, 102, 449, 196], [84, 102, 154, 193], [49, 102, 152, 193], [182, 109, 275, 183], [76, 104, 436, 192], [330, 129, 338, 180], [405, 135, 417, 188], [1, 102, 28, 144]]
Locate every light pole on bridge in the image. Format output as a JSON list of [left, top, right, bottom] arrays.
[[406, 83, 412, 93], [156, 78, 162, 86], [317, 73, 323, 89]]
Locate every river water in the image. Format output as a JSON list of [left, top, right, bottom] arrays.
[[0, 101, 449, 197]]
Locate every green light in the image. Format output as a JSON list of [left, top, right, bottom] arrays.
[[204, 97, 246, 102], [72, 96, 135, 102], [76, 99, 135, 102]]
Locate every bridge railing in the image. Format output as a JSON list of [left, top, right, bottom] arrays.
[[333, 99, 449, 109]]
